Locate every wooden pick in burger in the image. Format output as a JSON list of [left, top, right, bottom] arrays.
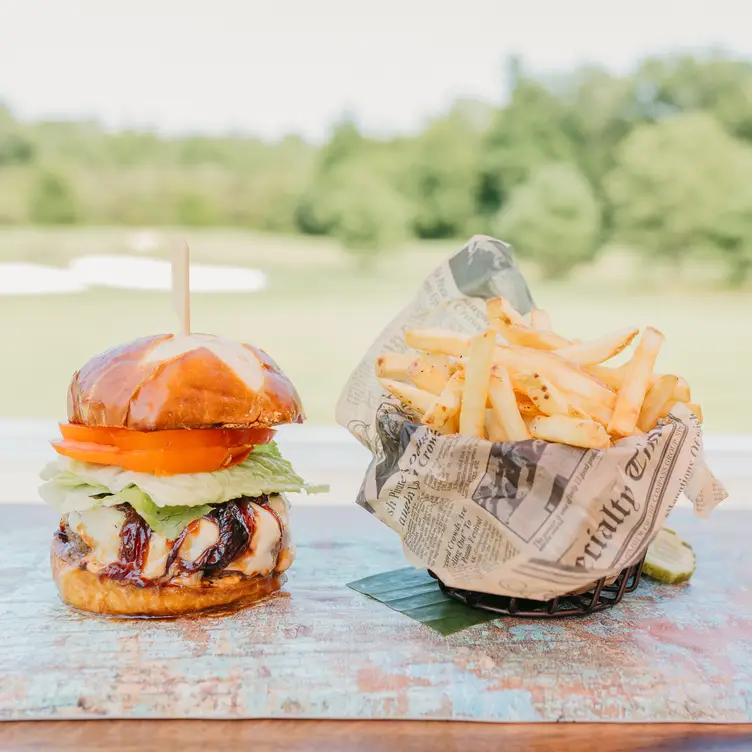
[[171, 238, 191, 336]]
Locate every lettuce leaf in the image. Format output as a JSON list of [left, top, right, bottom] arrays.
[[39, 441, 326, 538], [117, 487, 212, 539]]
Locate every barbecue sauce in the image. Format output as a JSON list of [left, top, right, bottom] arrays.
[[98, 505, 152, 584], [183, 501, 256, 574], [89, 496, 275, 584], [163, 520, 196, 576]]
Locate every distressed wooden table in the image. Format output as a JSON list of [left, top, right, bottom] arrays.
[[0, 503, 750, 750]]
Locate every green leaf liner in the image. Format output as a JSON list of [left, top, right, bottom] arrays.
[[347, 567, 499, 636]]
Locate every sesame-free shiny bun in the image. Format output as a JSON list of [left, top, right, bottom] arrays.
[[67, 334, 304, 431]]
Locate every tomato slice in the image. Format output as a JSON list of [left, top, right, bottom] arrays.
[[51, 440, 254, 476], [58, 423, 275, 451]]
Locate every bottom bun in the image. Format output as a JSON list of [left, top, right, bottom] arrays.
[[51, 536, 285, 617]]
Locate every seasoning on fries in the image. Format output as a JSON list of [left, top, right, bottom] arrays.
[[374, 297, 699, 450], [424, 372, 464, 431]]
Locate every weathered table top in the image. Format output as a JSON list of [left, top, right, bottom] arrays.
[[1, 504, 750, 725]]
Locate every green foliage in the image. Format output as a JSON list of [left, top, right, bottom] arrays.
[[319, 117, 365, 172], [0, 133, 34, 166], [634, 55, 752, 140], [249, 137, 316, 233], [404, 107, 483, 238], [708, 188, 752, 286], [606, 112, 752, 266], [0, 105, 35, 166], [0, 168, 32, 223], [28, 170, 79, 225], [296, 118, 369, 236], [495, 162, 601, 279], [561, 67, 643, 233], [4, 52, 752, 283], [480, 64, 579, 218], [175, 191, 220, 227], [304, 159, 409, 264]]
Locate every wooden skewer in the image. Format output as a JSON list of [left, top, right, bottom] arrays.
[[171, 239, 191, 336]]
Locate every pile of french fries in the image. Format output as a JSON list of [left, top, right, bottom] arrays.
[[375, 298, 702, 450]]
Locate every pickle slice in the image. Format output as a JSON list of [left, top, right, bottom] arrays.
[[643, 528, 696, 584]]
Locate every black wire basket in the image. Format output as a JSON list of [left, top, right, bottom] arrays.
[[429, 554, 646, 618]]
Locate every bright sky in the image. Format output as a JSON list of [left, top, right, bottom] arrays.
[[0, 0, 749, 140]]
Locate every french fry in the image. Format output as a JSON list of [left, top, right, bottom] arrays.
[[459, 329, 496, 438], [423, 372, 464, 429], [659, 399, 701, 423], [512, 371, 571, 417], [488, 365, 530, 441], [516, 397, 539, 415], [419, 353, 456, 380], [529, 415, 610, 450], [542, 386, 610, 426], [486, 297, 527, 327], [432, 414, 459, 435], [659, 400, 677, 418], [554, 328, 639, 367], [568, 393, 613, 427], [485, 408, 508, 442], [494, 346, 617, 409], [644, 372, 691, 402], [405, 328, 470, 358], [529, 309, 551, 331], [379, 379, 436, 415], [607, 327, 665, 437], [686, 402, 703, 423], [671, 376, 691, 403], [375, 352, 414, 381], [407, 357, 449, 395], [492, 319, 571, 350], [569, 406, 595, 422], [377, 299, 697, 451], [585, 362, 630, 390], [637, 374, 679, 432]]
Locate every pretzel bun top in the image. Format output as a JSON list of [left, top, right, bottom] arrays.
[[67, 333, 304, 431]]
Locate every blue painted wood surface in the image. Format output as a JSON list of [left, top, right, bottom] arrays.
[[0, 505, 749, 722]]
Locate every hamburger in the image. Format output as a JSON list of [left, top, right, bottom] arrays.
[[39, 333, 323, 617]]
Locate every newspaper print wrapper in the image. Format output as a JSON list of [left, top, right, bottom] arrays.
[[336, 236, 728, 600]]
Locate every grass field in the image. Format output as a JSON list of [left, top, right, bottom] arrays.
[[1, 227, 749, 432]]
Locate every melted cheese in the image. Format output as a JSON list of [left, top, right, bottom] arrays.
[[176, 518, 219, 563], [68, 507, 126, 569], [268, 493, 290, 523], [141, 534, 171, 580], [65, 494, 292, 582], [228, 502, 282, 577], [269, 494, 295, 574]]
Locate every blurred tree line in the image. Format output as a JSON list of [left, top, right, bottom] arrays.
[[2, 52, 752, 283]]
